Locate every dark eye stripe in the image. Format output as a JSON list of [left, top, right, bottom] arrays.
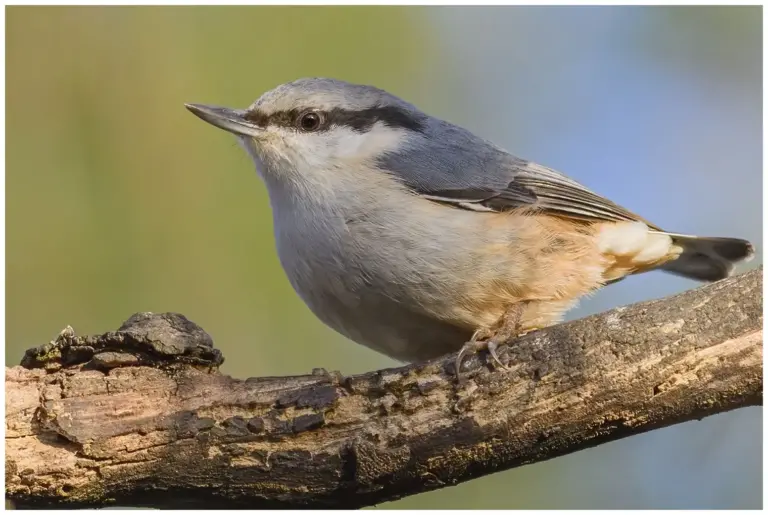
[[242, 110, 269, 127], [243, 106, 425, 133]]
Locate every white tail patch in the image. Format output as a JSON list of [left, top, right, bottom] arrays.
[[596, 222, 681, 274], [597, 222, 650, 256]]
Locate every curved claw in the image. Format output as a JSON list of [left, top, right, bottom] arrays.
[[454, 348, 467, 380], [487, 339, 511, 371], [455, 334, 511, 382], [455, 340, 479, 380]]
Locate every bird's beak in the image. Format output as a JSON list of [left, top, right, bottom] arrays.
[[185, 103, 264, 138]]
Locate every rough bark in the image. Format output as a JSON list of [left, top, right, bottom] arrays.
[[5, 268, 763, 509]]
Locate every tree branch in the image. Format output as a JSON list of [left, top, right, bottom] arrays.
[[5, 268, 762, 509]]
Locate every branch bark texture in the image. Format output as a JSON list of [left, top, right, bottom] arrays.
[[5, 268, 763, 509]]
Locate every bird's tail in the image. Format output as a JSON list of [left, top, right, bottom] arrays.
[[657, 232, 755, 282]]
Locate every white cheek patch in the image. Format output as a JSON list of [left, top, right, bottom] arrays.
[[597, 221, 674, 264], [285, 122, 406, 168], [338, 123, 405, 158]]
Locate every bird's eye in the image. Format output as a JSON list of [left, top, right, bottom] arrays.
[[297, 111, 323, 132]]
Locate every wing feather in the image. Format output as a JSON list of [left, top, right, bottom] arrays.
[[417, 161, 661, 230]]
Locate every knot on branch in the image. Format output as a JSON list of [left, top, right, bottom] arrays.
[[20, 312, 224, 372]]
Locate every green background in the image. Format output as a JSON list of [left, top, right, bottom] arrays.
[[6, 6, 762, 509]]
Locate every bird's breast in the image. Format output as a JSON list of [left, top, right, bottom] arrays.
[[267, 193, 482, 361]]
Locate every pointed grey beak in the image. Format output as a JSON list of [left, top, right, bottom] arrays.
[[185, 103, 264, 137]]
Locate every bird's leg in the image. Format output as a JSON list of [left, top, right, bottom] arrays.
[[455, 301, 529, 380]]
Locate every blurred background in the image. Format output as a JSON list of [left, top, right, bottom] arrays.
[[6, 5, 762, 509]]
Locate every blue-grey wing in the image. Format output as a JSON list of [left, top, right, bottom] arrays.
[[423, 161, 659, 228], [378, 119, 659, 228]]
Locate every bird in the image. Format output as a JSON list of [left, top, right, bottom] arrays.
[[185, 78, 754, 378]]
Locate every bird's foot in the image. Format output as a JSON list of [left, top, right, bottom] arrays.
[[454, 302, 532, 382], [455, 331, 510, 380]]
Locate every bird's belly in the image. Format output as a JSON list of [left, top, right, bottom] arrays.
[[270, 196, 603, 362], [289, 267, 471, 363]]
